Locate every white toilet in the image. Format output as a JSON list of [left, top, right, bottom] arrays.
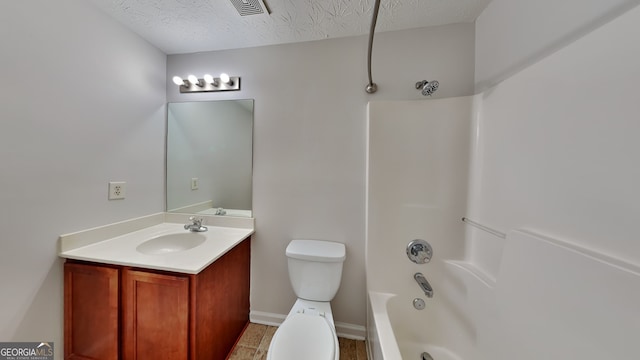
[[267, 239, 346, 360]]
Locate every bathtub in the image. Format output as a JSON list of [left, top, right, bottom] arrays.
[[367, 291, 464, 360]]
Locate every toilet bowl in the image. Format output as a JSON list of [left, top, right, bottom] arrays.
[[267, 299, 339, 360], [267, 240, 346, 360]]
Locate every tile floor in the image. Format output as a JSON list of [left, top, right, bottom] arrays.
[[227, 322, 368, 360]]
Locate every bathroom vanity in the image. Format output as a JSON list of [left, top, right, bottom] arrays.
[[59, 214, 254, 360], [60, 99, 256, 359]]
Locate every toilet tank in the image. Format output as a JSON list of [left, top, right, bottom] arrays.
[[286, 240, 346, 302]]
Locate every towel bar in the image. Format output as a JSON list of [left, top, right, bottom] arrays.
[[461, 217, 506, 239]]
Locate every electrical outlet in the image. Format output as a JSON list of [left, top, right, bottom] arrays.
[[191, 178, 199, 190], [109, 181, 126, 200]]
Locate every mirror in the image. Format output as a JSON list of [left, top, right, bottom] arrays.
[[166, 100, 253, 217]]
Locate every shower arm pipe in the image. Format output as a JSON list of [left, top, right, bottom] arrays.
[[365, 0, 381, 94], [461, 217, 506, 239]]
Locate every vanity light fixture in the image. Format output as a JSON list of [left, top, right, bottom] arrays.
[[203, 74, 217, 86], [172, 76, 187, 86], [187, 74, 201, 87], [220, 73, 233, 85], [173, 73, 241, 93]]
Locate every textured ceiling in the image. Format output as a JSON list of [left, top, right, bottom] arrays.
[[89, 0, 493, 54]]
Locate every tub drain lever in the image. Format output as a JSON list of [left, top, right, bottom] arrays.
[[414, 272, 433, 298]]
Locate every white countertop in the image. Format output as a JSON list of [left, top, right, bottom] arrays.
[[59, 214, 254, 274]]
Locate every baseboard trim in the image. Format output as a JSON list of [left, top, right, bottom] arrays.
[[250, 310, 366, 340], [249, 310, 286, 327], [335, 321, 366, 340]]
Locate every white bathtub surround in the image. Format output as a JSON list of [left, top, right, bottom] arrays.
[[469, 2, 640, 280], [365, 97, 475, 290], [59, 212, 254, 274], [366, 5, 640, 359], [368, 230, 640, 360], [474, 0, 639, 91], [496, 230, 640, 360], [366, 97, 474, 293], [366, 96, 474, 359]]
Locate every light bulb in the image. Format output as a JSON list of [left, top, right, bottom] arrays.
[[172, 76, 184, 86], [220, 73, 231, 84], [204, 74, 214, 84], [188, 75, 199, 86]]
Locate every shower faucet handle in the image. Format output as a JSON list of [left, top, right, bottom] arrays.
[[406, 239, 433, 264]]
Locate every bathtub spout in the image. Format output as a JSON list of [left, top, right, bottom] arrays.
[[414, 272, 433, 298]]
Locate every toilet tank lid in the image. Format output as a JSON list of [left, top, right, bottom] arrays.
[[286, 240, 346, 262]]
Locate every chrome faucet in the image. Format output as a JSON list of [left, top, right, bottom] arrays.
[[184, 216, 208, 232], [414, 272, 433, 298]]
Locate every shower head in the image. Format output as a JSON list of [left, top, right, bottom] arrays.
[[416, 80, 439, 96]]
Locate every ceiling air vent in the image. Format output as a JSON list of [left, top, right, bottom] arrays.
[[229, 0, 270, 16]]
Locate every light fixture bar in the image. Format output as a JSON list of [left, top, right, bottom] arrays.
[[177, 76, 241, 93]]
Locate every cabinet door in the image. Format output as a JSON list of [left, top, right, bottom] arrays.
[[192, 239, 250, 359], [64, 262, 119, 360], [122, 269, 190, 360]]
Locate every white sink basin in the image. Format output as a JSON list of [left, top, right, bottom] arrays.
[[136, 232, 206, 255]]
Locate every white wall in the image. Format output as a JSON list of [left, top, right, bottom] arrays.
[[469, 0, 640, 283], [475, 0, 640, 91], [0, 1, 166, 356], [167, 23, 476, 329]]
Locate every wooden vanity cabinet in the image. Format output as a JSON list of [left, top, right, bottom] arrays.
[[64, 238, 250, 360], [64, 262, 120, 360], [121, 269, 190, 359]]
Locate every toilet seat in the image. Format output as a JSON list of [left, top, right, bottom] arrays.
[[268, 312, 336, 360]]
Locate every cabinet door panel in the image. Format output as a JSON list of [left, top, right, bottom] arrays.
[[64, 262, 119, 360], [122, 269, 189, 360], [193, 239, 250, 359]]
